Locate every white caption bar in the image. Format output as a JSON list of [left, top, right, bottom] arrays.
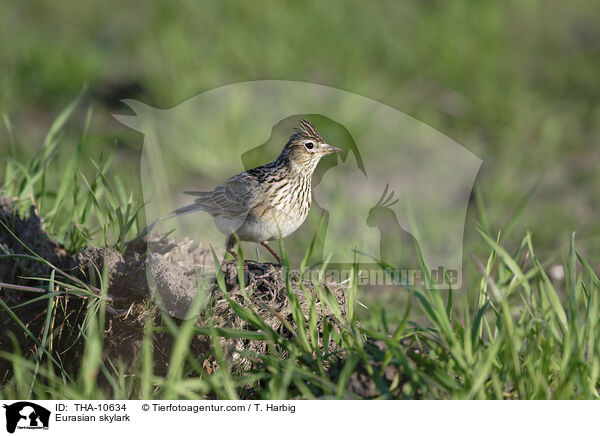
[[0, 400, 594, 435]]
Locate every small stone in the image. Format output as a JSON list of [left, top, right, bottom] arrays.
[[548, 265, 565, 281]]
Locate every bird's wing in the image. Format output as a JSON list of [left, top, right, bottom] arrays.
[[190, 172, 262, 219]]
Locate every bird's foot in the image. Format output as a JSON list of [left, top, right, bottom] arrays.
[[225, 249, 252, 272]]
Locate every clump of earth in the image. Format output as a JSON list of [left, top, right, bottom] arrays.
[[0, 195, 411, 398]]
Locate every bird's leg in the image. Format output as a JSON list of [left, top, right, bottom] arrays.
[[225, 234, 251, 274], [261, 241, 282, 265], [225, 234, 237, 261], [227, 248, 238, 261]]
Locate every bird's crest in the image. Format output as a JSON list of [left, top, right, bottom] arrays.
[[293, 119, 325, 143]]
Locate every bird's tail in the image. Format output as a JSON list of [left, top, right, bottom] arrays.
[[172, 203, 203, 216], [168, 191, 210, 218]]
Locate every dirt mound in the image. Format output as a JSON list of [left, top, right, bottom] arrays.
[[0, 196, 348, 388]]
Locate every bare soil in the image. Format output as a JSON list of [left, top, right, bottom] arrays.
[[0, 198, 348, 385], [0, 196, 417, 398]]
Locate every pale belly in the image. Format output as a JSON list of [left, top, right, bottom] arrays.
[[236, 203, 308, 242], [219, 176, 311, 243]]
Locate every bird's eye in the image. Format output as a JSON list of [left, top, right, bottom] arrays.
[[305, 142, 314, 149]]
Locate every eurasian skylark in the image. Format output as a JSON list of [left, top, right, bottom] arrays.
[[174, 119, 341, 263]]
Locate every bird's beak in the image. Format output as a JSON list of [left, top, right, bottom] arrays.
[[323, 144, 342, 155]]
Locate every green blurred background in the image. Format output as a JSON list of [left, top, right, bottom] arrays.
[[1, 0, 599, 280]]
